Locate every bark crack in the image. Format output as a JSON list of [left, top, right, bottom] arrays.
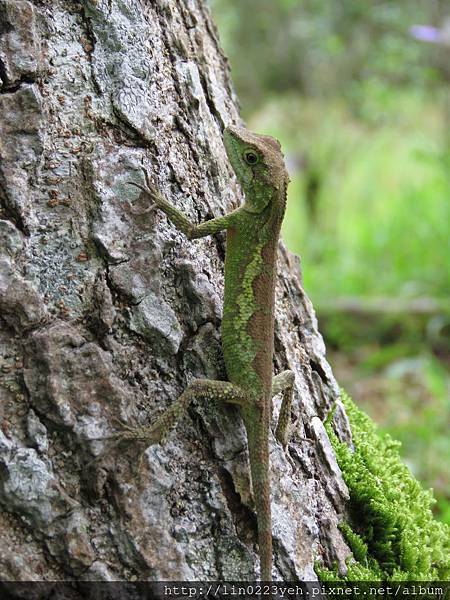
[[78, 4, 102, 97], [0, 71, 36, 94]]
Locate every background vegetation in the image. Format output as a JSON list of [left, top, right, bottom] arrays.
[[209, 0, 449, 523]]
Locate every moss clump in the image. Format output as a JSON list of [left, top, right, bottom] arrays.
[[319, 392, 449, 581]]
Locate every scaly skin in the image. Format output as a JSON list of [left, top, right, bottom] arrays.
[[122, 125, 294, 580], [221, 126, 289, 580]]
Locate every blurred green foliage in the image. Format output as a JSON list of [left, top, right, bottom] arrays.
[[209, 0, 450, 522], [210, 0, 448, 107], [249, 91, 449, 300]]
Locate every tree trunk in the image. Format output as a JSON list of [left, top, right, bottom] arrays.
[[0, 0, 352, 581]]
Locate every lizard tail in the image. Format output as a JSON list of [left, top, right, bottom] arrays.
[[247, 419, 273, 581]]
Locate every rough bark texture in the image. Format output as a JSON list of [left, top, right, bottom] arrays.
[[0, 0, 353, 581]]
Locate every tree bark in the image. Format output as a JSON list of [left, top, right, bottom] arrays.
[[0, 0, 352, 581]]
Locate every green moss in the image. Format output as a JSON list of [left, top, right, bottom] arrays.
[[318, 392, 449, 581]]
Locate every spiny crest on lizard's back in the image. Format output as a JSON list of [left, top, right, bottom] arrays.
[[223, 125, 289, 207]]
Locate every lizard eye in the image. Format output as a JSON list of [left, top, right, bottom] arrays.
[[243, 150, 259, 165]]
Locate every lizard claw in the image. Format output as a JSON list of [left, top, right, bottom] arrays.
[[124, 198, 158, 216], [126, 168, 164, 213], [141, 167, 153, 189], [82, 419, 162, 471], [126, 178, 160, 209]]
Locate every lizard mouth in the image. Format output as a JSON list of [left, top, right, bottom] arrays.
[[223, 126, 254, 186]]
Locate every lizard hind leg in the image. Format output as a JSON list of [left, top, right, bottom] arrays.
[[115, 378, 247, 448], [271, 370, 295, 448], [82, 382, 245, 473]]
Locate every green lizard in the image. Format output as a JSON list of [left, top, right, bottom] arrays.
[[124, 125, 295, 580]]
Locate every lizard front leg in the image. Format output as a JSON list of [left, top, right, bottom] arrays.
[[128, 170, 240, 239]]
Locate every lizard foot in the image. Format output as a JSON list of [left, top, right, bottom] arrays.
[[126, 168, 165, 208], [108, 420, 167, 473], [83, 418, 164, 471]]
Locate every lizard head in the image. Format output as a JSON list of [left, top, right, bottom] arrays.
[[223, 125, 289, 214]]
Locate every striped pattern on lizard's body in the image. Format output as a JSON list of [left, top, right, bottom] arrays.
[[222, 126, 289, 581], [121, 125, 294, 581]]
